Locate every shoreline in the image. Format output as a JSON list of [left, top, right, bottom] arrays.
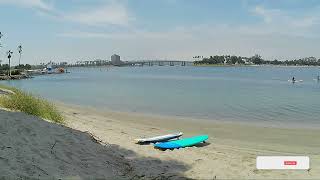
[[59, 102, 320, 179], [54, 101, 320, 130], [0, 74, 30, 80]]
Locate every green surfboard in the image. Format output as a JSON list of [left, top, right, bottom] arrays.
[[154, 135, 208, 149]]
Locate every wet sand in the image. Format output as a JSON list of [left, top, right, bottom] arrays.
[[60, 103, 320, 179]]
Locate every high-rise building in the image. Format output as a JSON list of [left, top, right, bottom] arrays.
[[111, 54, 122, 66]]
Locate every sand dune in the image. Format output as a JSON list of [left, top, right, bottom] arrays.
[[0, 109, 189, 179]]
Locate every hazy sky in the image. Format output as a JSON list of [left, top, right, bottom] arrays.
[[1, 0, 320, 64]]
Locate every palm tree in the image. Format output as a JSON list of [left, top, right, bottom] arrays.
[[7, 50, 13, 76], [0, 32, 3, 65], [0, 32, 3, 47], [18, 44, 22, 66]]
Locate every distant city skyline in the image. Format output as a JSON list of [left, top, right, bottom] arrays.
[[1, 0, 320, 65]]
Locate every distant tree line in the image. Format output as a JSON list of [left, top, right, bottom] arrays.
[[194, 54, 320, 66], [0, 64, 32, 75]]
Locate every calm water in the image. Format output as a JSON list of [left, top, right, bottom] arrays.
[[2, 66, 320, 128]]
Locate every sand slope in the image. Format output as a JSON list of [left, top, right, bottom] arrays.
[[0, 110, 131, 178], [0, 109, 188, 179]]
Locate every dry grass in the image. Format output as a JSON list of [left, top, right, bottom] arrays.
[[0, 84, 64, 124]]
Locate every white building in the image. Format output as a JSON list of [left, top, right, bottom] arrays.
[[111, 54, 122, 66]]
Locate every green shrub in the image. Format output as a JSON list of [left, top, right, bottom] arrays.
[[0, 85, 64, 124], [10, 70, 21, 75]]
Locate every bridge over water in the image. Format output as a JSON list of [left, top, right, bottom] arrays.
[[123, 60, 193, 66], [70, 60, 194, 67]]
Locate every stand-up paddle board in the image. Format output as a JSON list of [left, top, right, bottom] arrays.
[[154, 135, 208, 149], [135, 132, 183, 144], [288, 80, 303, 83]]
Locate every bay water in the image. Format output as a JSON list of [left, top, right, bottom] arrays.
[[2, 66, 320, 128]]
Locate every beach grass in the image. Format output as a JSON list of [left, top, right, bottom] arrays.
[[0, 84, 64, 124]]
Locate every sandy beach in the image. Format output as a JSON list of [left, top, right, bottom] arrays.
[[61, 103, 320, 179], [0, 101, 319, 179]]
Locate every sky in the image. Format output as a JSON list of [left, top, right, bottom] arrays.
[[1, 0, 320, 65]]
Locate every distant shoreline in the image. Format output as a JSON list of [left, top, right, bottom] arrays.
[[64, 64, 320, 68], [0, 74, 30, 81], [193, 64, 320, 68]]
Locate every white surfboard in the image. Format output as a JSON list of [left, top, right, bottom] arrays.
[[135, 132, 183, 144]]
